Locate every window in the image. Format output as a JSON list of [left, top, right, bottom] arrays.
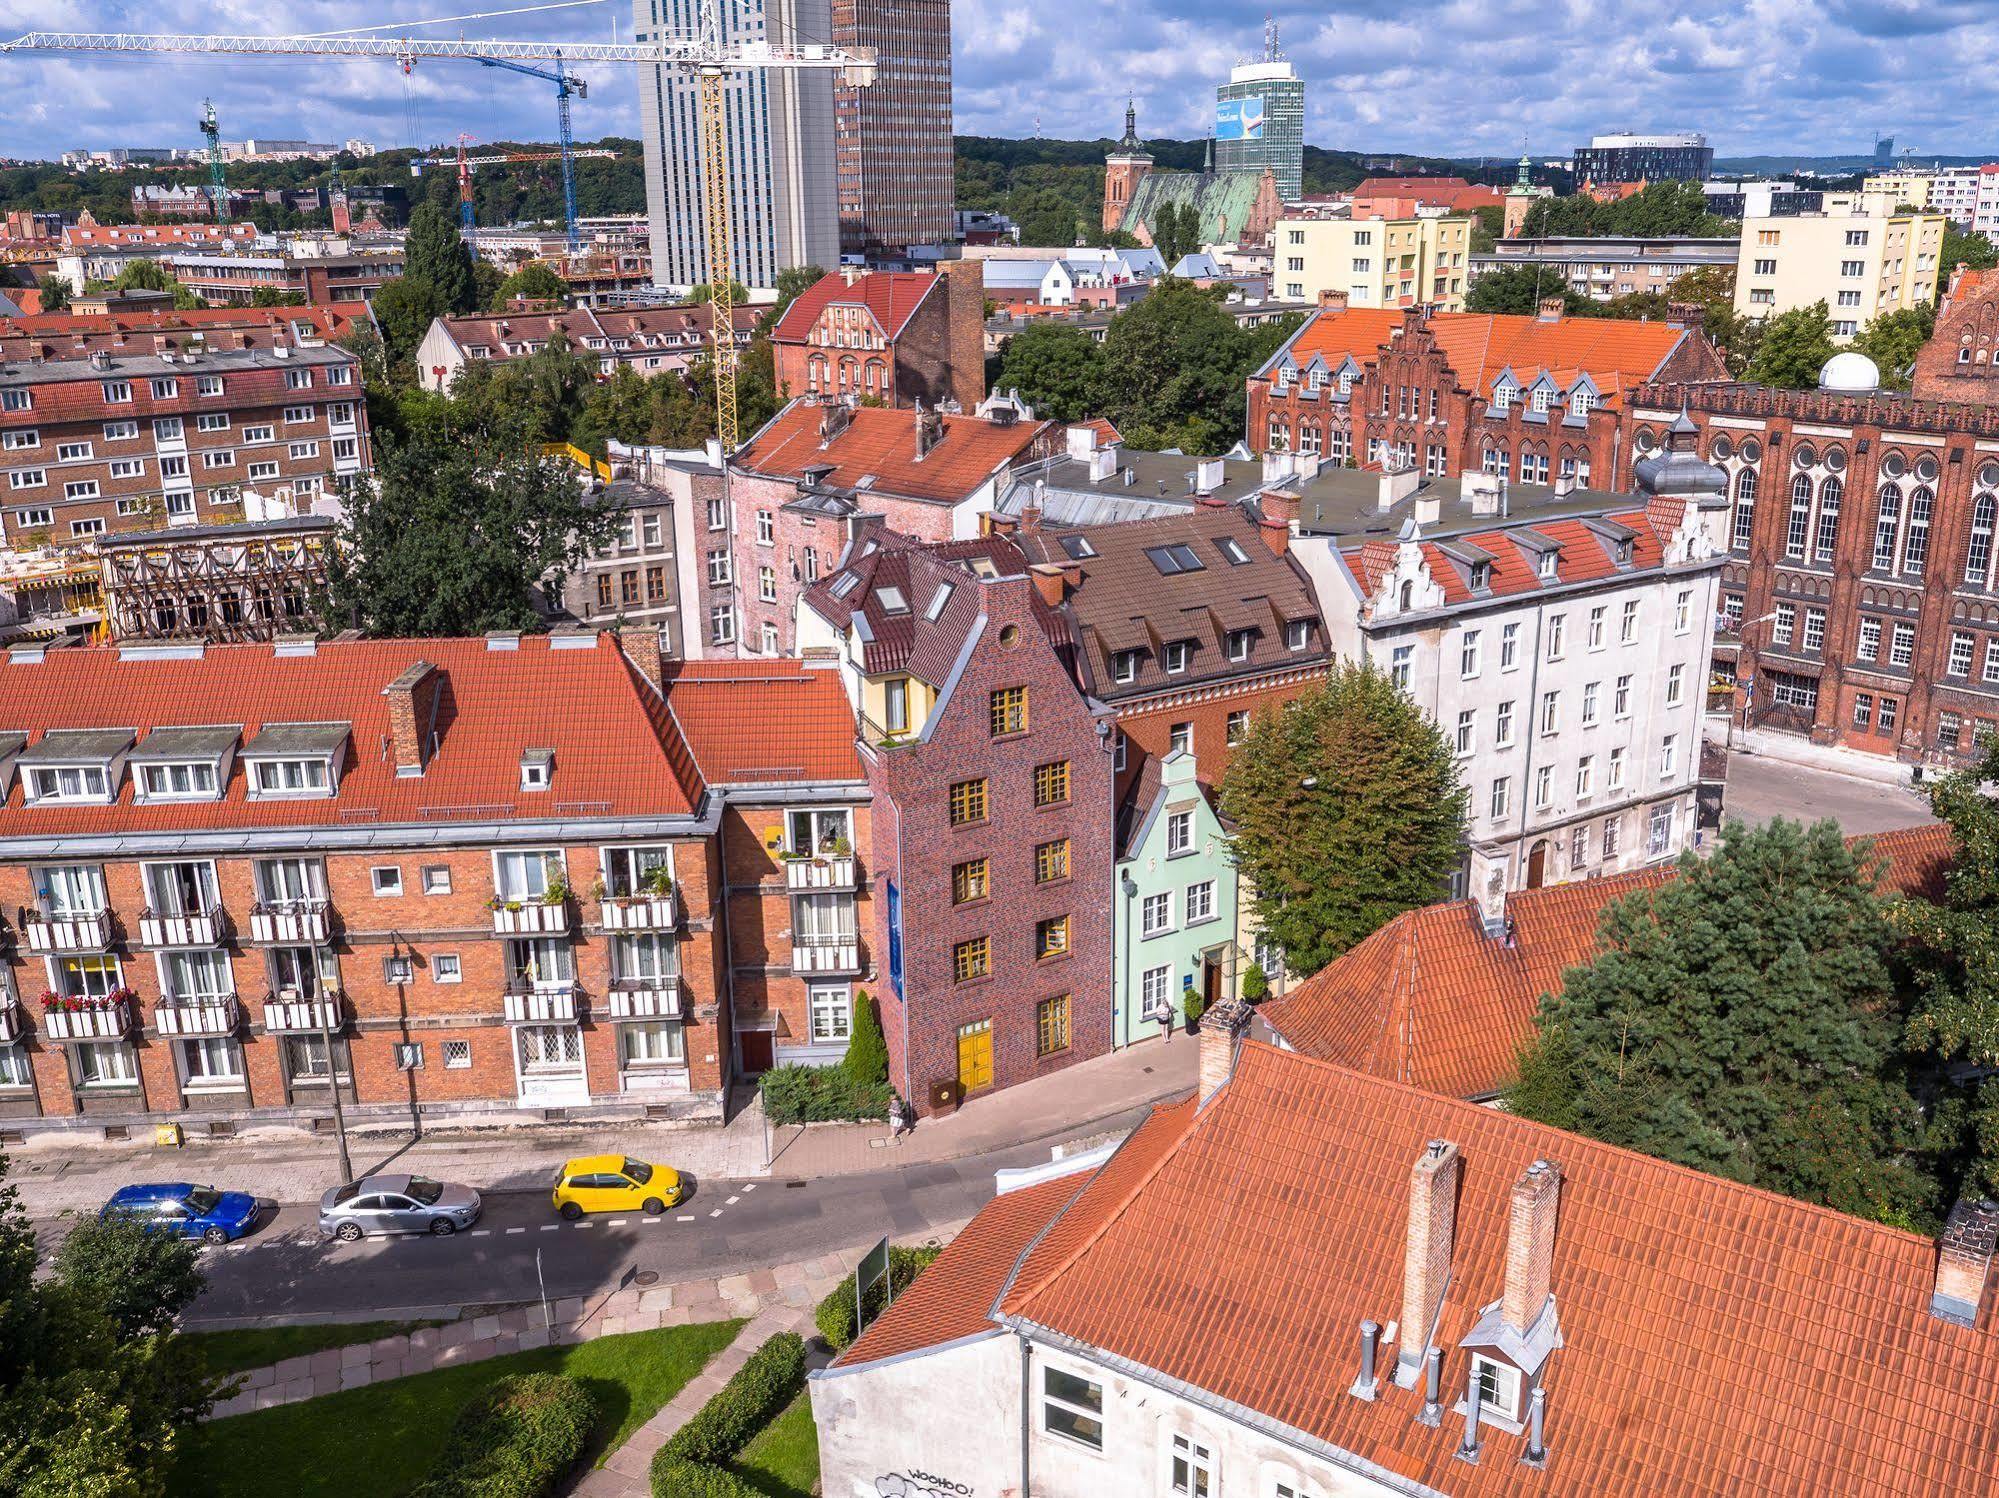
[[76, 1041, 137, 1088], [1470, 1356, 1524, 1424], [1037, 995, 1071, 1056], [1873, 484, 1903, 571], [1674, 591, 1691, 634], [1036, 915, 1071, 960], [1667, 664, 1685, 706], [1285, 620, 1310, 651], [1949, 632, 1975, 677], [755, 508, 774, 544], [1226, 710, 1250, 745], [1390, 644, 1413, 689], [1880, 696, 1900, 732], [1615, 674, 1632, 719], [952, 858, 989, 905], [622, 1022, 685, 1066], [1939, 711, 1963, 751], [809, 987, 852, 1044], [25, 764, 111, 804], [949, 778, 988, 826], [1226, 629, 1252, 663], [706, 496, 727, 530], [1546, 614, 1566, 660], [1496, 700, 1515, 747], [1166, 810, 1193, 856], [1890, 622, 1916, 668], [1142, 892, 1174, 936], [1455, 710, 1475, 755], [1164, 640, 1192, 673], [1033, 760, 1070, 807], [953, 936, 990, 982], [250, 757, 331, 796], [1534, 765, 1554, 809], [1460, 630, 1482, 678], [433, 954, 462, 984], [705, 549, 731, 586], [1648, 803, 1672, 856], [1620, 600, 1639, 645], [371, 866, 403, 896], [1571, 823, 1591, 866], [1540, 691, 1559, 736], [1501, 622, 1520, 668], [1490, 776, 1510, 819], [1607, 746, 1627, 792], [1170, 1432, 1215, 1498], [990, 686, 1029, 737], [1041, 1367, 1103, 1450], [1112, 650, 1139, 684], [1185, 881, 1215, 924], [1967, 492, 1997, 587], [1905, 487, 1934, 575], [1857, 617, 1882, 662], [1772, 603, 1796, 646], [1803, 608, 1826, 653], [1576, 755, 1595, 800], [1170, 722, 1193, 755], [1035, 839, 1071, 884], [1986, 640, 1999, 684], [1660, 735, 1679, 779], [1815, 477, 1843, 561], [1784, 472, 1812, 558], [138, 761, 218, 800], [1732, 467, 1758, 551]]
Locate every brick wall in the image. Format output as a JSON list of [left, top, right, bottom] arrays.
[[1112, 665, 1328, 802]]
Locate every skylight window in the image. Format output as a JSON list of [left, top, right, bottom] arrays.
[[1059, 534, 1097, 560], [1144, 544, 1207, 576], [876, 585, 910, 614], [829, 573, 860, 598], [1217, 537, 1250, 565], [925, 583, 955, 620]]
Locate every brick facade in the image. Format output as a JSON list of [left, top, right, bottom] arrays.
[[1912, 266, 1999, 404], [770, 267, 985, 412]]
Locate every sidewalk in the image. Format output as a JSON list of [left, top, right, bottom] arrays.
[[1708, 719, 1923, 790], [12, 1035, 1198, 1218]]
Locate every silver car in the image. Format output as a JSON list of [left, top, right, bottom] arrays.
[[318, 1174, 481, 1241]]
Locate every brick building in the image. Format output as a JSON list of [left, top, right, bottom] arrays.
[[768, 267, 986, 411], [1246, 300, 1726, 482], [1913, 264, 1999, 403], [722, 395, 1058, 656], [0, 632, 871, 1135], [0, 305, 373, 362], [1, 340, 369, 547], [797, 528, 1114, 1112], [413, 303, 759, 394]]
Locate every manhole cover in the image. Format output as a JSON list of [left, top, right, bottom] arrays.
[[1142, 1067, 1154, 1075], [634, 1270, 660, 1287]]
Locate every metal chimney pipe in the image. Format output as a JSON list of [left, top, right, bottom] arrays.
[[1524, 1386, 1547, 1465], [1456, 1367, 1483, 1463], [1417, 1346, 1443, 1426], [1350, 1320, 1380, 1400]]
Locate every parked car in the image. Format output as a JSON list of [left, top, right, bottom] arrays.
[[318, 1174, 482, 1241], [101, 1183, 261, 1245], [550, 1155, 684, 1219]]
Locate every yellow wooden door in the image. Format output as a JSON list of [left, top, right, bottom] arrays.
[[957, 1019, 993, 1094]]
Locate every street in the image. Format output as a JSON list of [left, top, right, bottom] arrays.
[[1723, 750, 1934, 834]]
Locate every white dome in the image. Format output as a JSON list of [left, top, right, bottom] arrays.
[[1818, 351, 1880, 393]]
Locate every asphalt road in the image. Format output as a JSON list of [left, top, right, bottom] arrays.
[[66, 1112, 1147, 1326], [1723, 750, 1933, 834]]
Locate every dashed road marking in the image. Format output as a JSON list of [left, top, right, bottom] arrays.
[[725, 1195, 740, 1205], [573, 1221, 594, 1230], [708, 1209, 723, 1218], [607, 1219, 627, 1227], [469, 1229, 491, 1237], [676, 1214, 695, 1222], [741, 1183, 756, 1192], [644, 1215, 665, 1224], [505, 1227, 525, 1235], [540, 1224, 560, 1232]]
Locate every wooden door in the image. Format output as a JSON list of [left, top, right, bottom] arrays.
[[957, 1019, 993, 1095], [739, 1027, 775, 1075], [1526, 840, 1549, 890]]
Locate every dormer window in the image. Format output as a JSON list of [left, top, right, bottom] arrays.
[[1538, 551, 1559, 580], [251, 758, 331, 796], [1614, 539, 1633, 566], [26, 763, 112, 803], [1226, 630, 1252, 662], [1530, 385, 1552, 413], [130, 725, 236, 803], [1285, 620, 1310, 651], [1338, 368, 1354, 395], [1112, 650, 1140, 684], [18, 729, 132, 806], [1470, 1355, 1524, 1423], [1164, 640, 1192, 673], [1570, 388, 1593, 417], [520, 749, 554, 792], [1470, 561, 1493, 591], [242, 723, 347, 799], [1491, 384, 1513, 411], [138, 761, 218, 799]]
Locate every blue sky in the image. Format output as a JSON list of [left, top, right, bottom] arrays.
[[3, 0, 1996, 161]]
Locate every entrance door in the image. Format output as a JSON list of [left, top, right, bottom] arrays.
[[514, 1024, 586, 1103], [957, 1019, 994, 1095], [1526, 840, 1549, 890], [739, 1027, 775, 1075], [1203, 957, 1221, 1011]]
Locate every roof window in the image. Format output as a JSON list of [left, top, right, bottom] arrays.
[[1217, 536, 1251, 565], [925, 583, 956, 620], [1059, 534, 1097, 560], [876, 585, 909, 615], [1145, 544, 1207, 576]]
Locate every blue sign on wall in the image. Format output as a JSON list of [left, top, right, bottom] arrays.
[[1215, 96, 1265, 142], [885, 879, 903, 997]]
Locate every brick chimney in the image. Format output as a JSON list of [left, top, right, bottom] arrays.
[[1932, 1198, 1999, 1326], [1318, 288, 1349, 311], [1257, 487, 1299, 555], [1028, 562, 1068, 607], [382, 660, 441, 777], [618, 625, 664, 689], [1397, 1139, 1461, 1381], [1501, 1159, 1561, 1334], [914, 400, 946, 460], [1197, 995, 1253, 1105], [1536, 297, 1564, 322]]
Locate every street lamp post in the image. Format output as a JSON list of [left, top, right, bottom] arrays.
[[1727, 611, 1780, 752]]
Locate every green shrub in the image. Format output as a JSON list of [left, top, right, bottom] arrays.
[[658, 1332, 805, 1466], [813, 1244, 942, 1352], [760, 1063, 891, 1125], [407, 1372, 597, 1498], [1241, 965, 1269, 1003], [649, 1459, 764, 1498], [842, 990, 889, 1087]]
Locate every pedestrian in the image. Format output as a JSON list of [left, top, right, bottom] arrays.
[[888, 1094, 910, 1142]]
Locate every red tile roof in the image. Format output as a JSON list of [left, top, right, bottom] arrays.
[[662, 660, 863, 784], [1265, 822, 1957, 1099], [733, 401, 1053, 506], [0, 634, 704, 833], [1344, 509, 1669, 605], [0, 305, 372, 361], [965, 1040, 1999, 1496], [769, 270, 941, 345]]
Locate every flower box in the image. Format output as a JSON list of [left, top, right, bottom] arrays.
[[41, 994, 133, 1042], [491, 901, 570, 936]]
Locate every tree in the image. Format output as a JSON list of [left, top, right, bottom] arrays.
[[448, 333, 596, 447], [1469, 204, 1504, 254], [49, 1214, 203, 1340], [105, 258, 202, 310], [1219, 661, 1467, 977], [33, 272, 68, 313], [1506, 820, 1932, 1225], [371, 275, 446, 368], [1148, 201, 1201, 266], [765, 265, 826, 328], [1091, 277, 1258, 454], [489, 262, 568, 310], [1851, 305, 1936, 390], [843, 990, 889, 1088], [321, 422, 619, 636], [249, 287, 306, 308], [1743, 300, 1836, 389], [1465, 265, 1589, 317], [401, 200, 478, 315], [686, 279, 749, 306], [993, 322, 1103, 420], [1939, 224, 1999, 295]]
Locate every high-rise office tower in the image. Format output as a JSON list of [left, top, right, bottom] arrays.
[[1215, 20, 1303, 202], [633, 0, 841, 292], [833, 0, 954, 258]]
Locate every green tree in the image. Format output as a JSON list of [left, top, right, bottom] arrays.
[[401, 199, 478, 315], [1744, 300, 1837, 389], [1465, 265, 1589, 317], [993, 322, 1103, 420], [575, 364, 659, 456], [248, 287, 306, 308], [1939, 224, 1998, 294], [1469, 204, 1504, 254], [1506, 819, 1932, 1225], [448, 332, 597, 447], [1219, 661, 1467, 977], [105, 258, 203, 310], [843, 990, 889, 1088], [1092, 277, 1256, 454], [765, 265, 826, 327], [321, 422, 619, 636], [32, 272, 69, 312], [49, 1214, 204, 1340], [686, 279, 750, 306], [1851, 305, 1936, 390], [489, 261, 569, 310], [370, 275, 446, 368]]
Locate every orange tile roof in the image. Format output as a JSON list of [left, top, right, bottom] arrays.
[[662, 660, 864, 785], [770, 270, 941, 345], [733, 400, 1053, 506], [1344, 509, 1669, 606], [1266, 822, 1957, 1099]]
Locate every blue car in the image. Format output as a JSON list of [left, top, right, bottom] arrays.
[[101, 1183, 261, 1245]]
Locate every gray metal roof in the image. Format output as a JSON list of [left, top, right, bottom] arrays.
[[97, 514, 339, 548], [0, 731, 25, 762], [241, 721, 351, 757], [18, 727, 135, 762], [1293, 468, 1635, 543], [0, 343, 355, 387], [128, 725, 243, 761]]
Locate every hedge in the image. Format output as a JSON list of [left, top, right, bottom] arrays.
[[813, 1244, 942, 1352], [760, 1063, 892, 1125], [650, 1333, 807, 1497], [647, 1460, 765, 1498], [407, 1372, 597, 1498]]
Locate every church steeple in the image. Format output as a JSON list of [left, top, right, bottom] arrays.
[[1115, 96, 1147, 156]]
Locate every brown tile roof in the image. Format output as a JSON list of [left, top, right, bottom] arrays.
[[1265, 822, 1958, 1099], [734, 401, 1053, 506], [0, 305, 371, 361], [435, 303, 754, 358], [971, 1040, 1999, 1496], [770, 270, 941, 345], [662, 660, 863, 785]]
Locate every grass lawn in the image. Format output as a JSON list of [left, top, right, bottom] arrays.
[[729, 1391, 819, 1498], [171, 1319, 745, 1498], [189, 1320, 449, 1379]]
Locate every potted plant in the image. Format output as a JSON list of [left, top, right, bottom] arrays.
[[541, 876, 571, 906], [641, 865, 675, 898], [828, 834, 853, 858], [589, 875, 608, 902]]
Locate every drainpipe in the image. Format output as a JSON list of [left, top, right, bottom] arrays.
[[1019, 1334, 1034, 1496], [1514, 607, 1548, 887]]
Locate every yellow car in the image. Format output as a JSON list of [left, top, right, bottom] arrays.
[[551, 1155, 685, 1219]]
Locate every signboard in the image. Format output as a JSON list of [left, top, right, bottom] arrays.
[[886, 880, 903, 998], [855, 1235, 892, 1336], [1215, 95, 1266, 142]]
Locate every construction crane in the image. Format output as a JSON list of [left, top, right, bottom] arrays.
[[473, 54, 586, 249], [1, 26, 875, 450], [197, 98, 229, 223], [413, 134, 619, 235]]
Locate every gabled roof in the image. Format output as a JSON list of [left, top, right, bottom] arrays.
[[769, 270, 941, 345], [1264, 821, 1957, 1100], [662, 660, 863, 785], [1343, 507, 1671, 609], [732, 401, 1053, 506], [433, 303, 753, 358], [0, 305, 371, 361]]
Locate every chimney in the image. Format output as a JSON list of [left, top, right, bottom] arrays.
[[1501, 1159, 1561, 1334], [382, 660, 441, 777], [1536, 296, 1563, 322], [1318, 288, 1349, 310], [1462, 470, 1502, 516], [1397, 1139, 1461, 1382], [1257, 487, 1299, 556], [1414, 495, 1441, 527], [1028, 562, 1068, 607], [1552, 472, 1578, 497], [618, 625, 664, 689], [1197, 995, 1253, 1105], [914, 400, 945, 459], [1088, 444, 1119, 482], [1931, 1198, 1999, 1326], [1065, 423, 1098, 461], [1665, 300, 1704, 333], [1376, 466, 1421, 511], [1195, 456, 1226, 493]]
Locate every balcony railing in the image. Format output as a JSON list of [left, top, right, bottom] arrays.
[[491, 900, 571, 936], [784, 855, 859, 892], [599, 891, 681, 931], [20, 909, 114, 954], [155, 995, 240, 1038], [792, 931, 862, 975], [248, 901, 333, 945], [604, 977, 680, 1020], [41, 994, 134, 1042], [138, 905, 227, 948], [261, 991, 344, 1034], [502, 984, 580, 1024]]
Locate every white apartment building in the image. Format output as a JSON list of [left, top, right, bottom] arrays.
[[1929, 164, 1999, 241], [1734, 205, 1947, 339], [1274, 212, 1472, 310]]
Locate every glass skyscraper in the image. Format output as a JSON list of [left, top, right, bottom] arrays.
[[1214, 26, 1303, 202]]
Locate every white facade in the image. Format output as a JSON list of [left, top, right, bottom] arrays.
[[1929, 165, 1999, 241], [1733, 207, 1947, 340]]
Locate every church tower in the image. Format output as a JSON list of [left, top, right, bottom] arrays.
[[1103, 98, 1154, 235]]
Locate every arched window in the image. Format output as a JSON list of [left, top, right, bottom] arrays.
[[1399, 580, 1414, 610], [1299, 420, 1321, 455], [1813, 475, 1843, 562], [1784, 471, 1813, 559], [1967, 493, 1997, 587], [1266, 415, 1290, 452], [1904, 485, 1934, 576], [1871, 484, 1902, 572], [1732, 465, 1758, 551]]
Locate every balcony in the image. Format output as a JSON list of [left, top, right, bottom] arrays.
[[20, 909, 113, 955], [155, 995, 240, 1038], [491, 900, 570, 937], [784, 855, 859, 892], [792, 931, 862, 976], [599, 891, 681, 932], [502, 984, 580, 1024], [41, 992, 135, 1042], [248, 901, 333, 945], [0, 980, 19, 1046], [604, 978, 680, 1020], [262, 991, 344, 1034], [138, 905, 227, 948]]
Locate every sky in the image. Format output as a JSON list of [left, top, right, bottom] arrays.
[[3, 0, 1998, 162]]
